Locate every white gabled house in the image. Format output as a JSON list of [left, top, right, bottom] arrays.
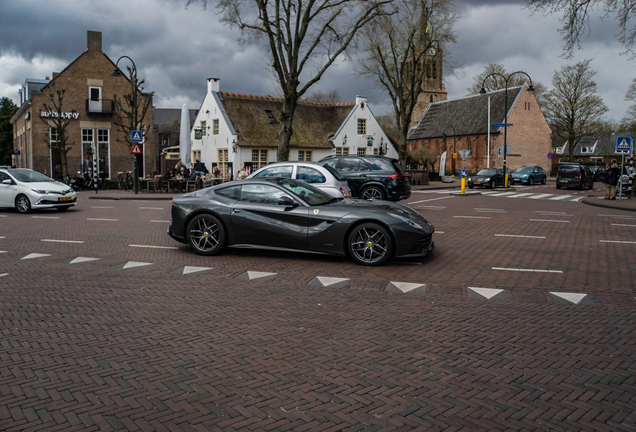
[[190, 78, 397, 178]]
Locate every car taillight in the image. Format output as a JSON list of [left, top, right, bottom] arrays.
[[388, 173, 405, 180], [340, 188, 347, 198]]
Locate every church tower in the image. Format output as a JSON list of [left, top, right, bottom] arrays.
[[410, 48, 447, 128]]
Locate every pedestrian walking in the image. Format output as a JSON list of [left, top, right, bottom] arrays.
[[608, 163, 621, 200], [602, 163, 612, 199]]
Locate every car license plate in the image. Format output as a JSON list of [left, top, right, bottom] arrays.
[[559, 180, 568, 183], [405, 176, 410, 182], [59, 196, 72, 202], [474, 181, 481, 185]]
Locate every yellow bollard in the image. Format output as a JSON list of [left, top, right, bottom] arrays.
[[461, 177, 466, 194]]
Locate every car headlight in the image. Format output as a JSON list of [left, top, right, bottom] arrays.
[[468, 177, 472, 182], [389, 213, 423, 230], [31, 189, 49, 194], [484, 177, 490, 181]]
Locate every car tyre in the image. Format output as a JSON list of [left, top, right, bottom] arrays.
[[347, 222, 392, 266], [541, 176, 547, 184], [468, 185, 474, 189], [15, 194, 32, 214], [490, 180, 496, 189], [361, 186, 385, 201], [556, 184, 561, 189], [589, 181, 594, 190], [528, 177, 534, 185], [186, 213, 226, 256]]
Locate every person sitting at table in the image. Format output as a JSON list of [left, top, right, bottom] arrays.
[[188, 159, 208, 181]]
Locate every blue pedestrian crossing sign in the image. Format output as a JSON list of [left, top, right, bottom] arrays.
[[460, 169, 468, 178], [131, 130, 143, 143], [616, 136, 632, 152]]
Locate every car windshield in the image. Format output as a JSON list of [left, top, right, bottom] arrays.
[[273, 178, 338, 206], [559, 165, 580, 174], [515, 166, 533, 173], [10, 170, 55, 183], [477, 169, 497, 176]]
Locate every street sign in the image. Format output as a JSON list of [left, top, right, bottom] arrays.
[[12, 150, 20, 155], [131, 130, 143, 143], [130, 143, 143, 155], [460, 169, 468, 178], [458, 150, 471, 160], [491, 123, 513, 128], [547, 152, 553, 159], [616, 136, 632, 152]]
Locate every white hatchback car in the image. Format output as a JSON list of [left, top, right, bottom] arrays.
[[0, 168, 77, 213], [246, 162, 351, 199]]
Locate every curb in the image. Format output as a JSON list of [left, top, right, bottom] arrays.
[[580, 196, 636, 212]]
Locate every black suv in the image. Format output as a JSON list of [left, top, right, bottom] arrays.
[[556, 163, 594, 190], [318, 155, 411, 201]]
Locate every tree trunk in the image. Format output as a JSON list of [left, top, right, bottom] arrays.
[[277, 95, 297, 162], [60, 150, 69, 180]]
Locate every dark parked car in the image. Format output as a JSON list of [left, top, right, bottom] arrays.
[[511, 165, 547, 185], [467, 168, 513, 189], [318, 155, 411, 202], [556, 163, 594, 190], [168, 178, 434, 266]]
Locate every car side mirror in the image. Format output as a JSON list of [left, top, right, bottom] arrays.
[[278, 195, 298, 208], [1, 179, 11, 185]]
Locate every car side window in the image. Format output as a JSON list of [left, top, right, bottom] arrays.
[[215, 185, 240, 200], [321, 159, 338, 170], [297, 166, 326, 184], [0, 172, 10, 182], [240, 184, 289, 205], [338, 158, 371, 172], [253, 166, 293, 178]]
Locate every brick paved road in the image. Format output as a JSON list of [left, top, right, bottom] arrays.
[[1, 190, 635, 431]]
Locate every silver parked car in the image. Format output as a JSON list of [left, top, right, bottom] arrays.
[[246, 162, 351, 199], [0, 168, 77, 213]]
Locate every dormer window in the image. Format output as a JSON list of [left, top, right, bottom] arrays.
[[265, 110, 277, 123]]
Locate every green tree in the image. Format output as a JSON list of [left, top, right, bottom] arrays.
[[40, 88, 75, 178], [187, 0, 393, 161], [0, 97, 18, 165], [467, 63, 547, 108], [356, 0, 457, 164], [527, 0, 636, 57], [620, 78, 636, 133], [543, 59, 609, 160]]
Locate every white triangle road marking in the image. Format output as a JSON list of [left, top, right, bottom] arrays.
[[389, 282, 425, 293], [123, 261, 153, 269], [183, 266, 212, 275], [550, 292, 587, 304], [247, 271, 277, 280], [316, 276, 349, 287], [70, 257, 100, 264], [468, 287, 505, 299], [21, 253, 52, 260]]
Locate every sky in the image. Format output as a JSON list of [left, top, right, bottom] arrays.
[[1, 0, 633, 124]]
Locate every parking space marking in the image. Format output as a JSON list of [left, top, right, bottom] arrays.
[[536, 211, 569, 215], [70, 257, 100, 264], [475, 208, 507, 213], [599, 214, 636, 219], [138, 207, 165, 210], [31, 216, 60, 219], [0, 236, 4, 239], [410, 196, 455, 204], [150, 220, 171, 223], [611, 224, 636, 227], [530, 219, 570, 223], [509, 193, 535, 198], [600, 240, 636, 244], [454, 216, 492, 219], [87, 218, 119, 221], [122, 261, 153, 269], [528, 194, 554, 199], [21, 253, 52, 260], [91, 206, 114, 209], [129, 244, 179, 250], [41, 239, 85, 244], [0, 273, 8, 278], [0, 215, 6, 217], [492, 267, 563, 273], [495, 234, 546, 239]]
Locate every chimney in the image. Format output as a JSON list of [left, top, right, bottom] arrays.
[[207, 77, 220, 93], [87, 31, 102, 52], [356, 95, 367, 109]]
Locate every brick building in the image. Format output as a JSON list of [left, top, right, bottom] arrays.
[[10, 31, 154, 181], [407, 85, 552, 175], [409, 48, 447, 128]]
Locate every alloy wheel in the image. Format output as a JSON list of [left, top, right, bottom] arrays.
[[348, 224, 391, 265]]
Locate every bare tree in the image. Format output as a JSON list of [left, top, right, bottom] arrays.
[[467, 63, 547, 108], [40, 88, 75, 179], [187, 0, 393, 161], [543, 59, 608, 160], [356, 0, 457, 164], [113, 66, 154, 150], [526, 0, 636, 57], [306, 90, 341, 103]]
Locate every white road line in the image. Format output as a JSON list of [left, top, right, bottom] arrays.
[[409, 196, 455, 204], [150, 220, 171, 223], [598, 214, 636, 219], [0, 273, 8, 277], [611, 224, 636, 227], [475, 208, 505, 211], [495, 234, 546, 239], [435, 231, 444, 234], [530, 219, 570, 223], [91, 206, 114, 209], [0, 215, 6, 217], [492, 267, 563, 273], [453, 216, 492, 219], [536, 211, 568, 215], [548, 195, 574, 200], [87, 218, 119, 221], [475, 208, 507, 213], [528, 194, 554, 199], [138, 207, 164, 210], [509, 193, 535, 198], [128, 244, 179, 249], [600, 240, 636, 244], [490, 192, 516, 197], [0, 236, 4, 239], [31, 216, 60, 219], [41, 239, 84, 244], [418, 205, 446, 209]]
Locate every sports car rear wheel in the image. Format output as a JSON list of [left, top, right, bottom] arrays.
[[186, 214, 226, 256], [347, 223, 392, 266]]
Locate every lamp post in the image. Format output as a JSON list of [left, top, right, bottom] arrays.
[[442, 125, 458, 175], [480, 72, 534, 187], [112, 56, 140, 194]]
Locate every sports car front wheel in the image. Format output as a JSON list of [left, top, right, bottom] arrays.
[[347, 223, 392, 266], [186, 214, 226, 256]]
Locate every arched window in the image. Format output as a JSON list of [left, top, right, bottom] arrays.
[[466, 137, 472, 151]]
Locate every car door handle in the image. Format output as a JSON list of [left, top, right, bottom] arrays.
[[233, 209, 241, 213]]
